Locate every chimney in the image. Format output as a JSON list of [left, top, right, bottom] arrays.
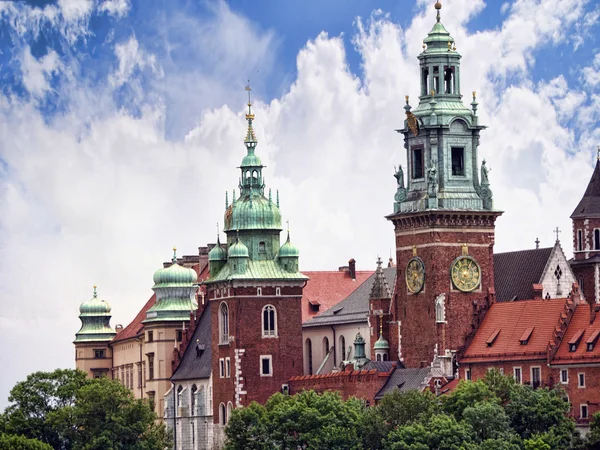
[[115, 324, 123, 333], [571, 281, 583, 305], [348, 259, 356, 280], [592, 305, 600, 324], [532, 284, 543, 300]]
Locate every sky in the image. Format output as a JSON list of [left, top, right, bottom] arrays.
[[0, 0, 599, 407]]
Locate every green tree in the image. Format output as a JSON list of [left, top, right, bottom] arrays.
[[0, 369, 89, 449], [49, 377, 170, 450], [0, 433, 53, 450], [225, 391, 364, 450], [377, 389, 440, 429], [482, 369, 518, 405], [462, 401, 513, 442], [384, 413, 477, 450], [442, 379, 500, 420]]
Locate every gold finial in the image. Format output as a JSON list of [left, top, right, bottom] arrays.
[[172, 246, 177, 263], [448, 40, 452, 50], [430, 89, 435, 97], [379, 313, 384, 336], [412, 245, 417, 257], [435, 1, 442, 22], [93, 285, 97, 297], [473, 91, 477, 99], [453, 44, 457, 51], [462, 243, 468, 256], [422, 43, 426, 50], [245, 81, 255, 121], [405, 95, 409, 104]]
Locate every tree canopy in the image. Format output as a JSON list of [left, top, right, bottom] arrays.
[[0, 369, 171, 450], [225, 370, 590, 450]]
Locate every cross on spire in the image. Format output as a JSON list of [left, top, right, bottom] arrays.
[[535, 237, 540, 249], [597, 145, 600, 161], [554, 227, 561, 242]]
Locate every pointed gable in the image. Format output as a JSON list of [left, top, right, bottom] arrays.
[[370, 258, 391, 300], [571, 160, 600, 219]]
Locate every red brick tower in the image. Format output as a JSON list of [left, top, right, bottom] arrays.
[[386, 2, 502, 371], [205, 87, 307, 428], [570, 158, 600, 303]]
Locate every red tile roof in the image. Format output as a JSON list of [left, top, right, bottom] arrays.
[[301, 271, 373, 323], [553, 305, 600, 364], [111, 263, 206, 344], [461, 298, 567, 363]]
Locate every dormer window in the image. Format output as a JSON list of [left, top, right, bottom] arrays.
[[569, 329, 585, 352], [520, 327, 534, 345], [195, 343, 205, 358], [486, 329, 500, 347], [586, 330, 600, 351]]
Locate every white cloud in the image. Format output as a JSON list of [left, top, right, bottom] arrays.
[[21, 47, 61, 100], [0, 0, 599, 409], [100, 0, 131, 18], [583, 53, 600, 89]]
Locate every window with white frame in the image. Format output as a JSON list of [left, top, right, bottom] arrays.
[[531, 367, 541, 388], [260, 355, 273, 377], [225, 357, 231, 378], [578, 229, 583, 251], [561, 369, 568, 384], [262, 305, 277, 337], [513, 367, 522, 384], [339, 335, 346, 361], [465, 369, 471, 381], [581, 404, 589, 419], [276, 287, 281, 296], [578, 372, 585, 388], [219, 302, 229, 344], [257, 287, 262, 296], [595, 229, 600, 250], [219, 358, 225, 378]]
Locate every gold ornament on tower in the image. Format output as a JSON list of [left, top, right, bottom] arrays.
[[451, 249, 481, 292], [406, 256, 426, 294]]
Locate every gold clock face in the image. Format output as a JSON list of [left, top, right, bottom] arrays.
[[451, 256, 481, 292], [406, 257, 425, 294]]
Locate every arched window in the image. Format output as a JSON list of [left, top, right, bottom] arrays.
[[595, 229, 600, 250], [191, 384, 197, 416], [262, 305, 277, 337], [258, 241, 266, 254], [227, 402, 233, 423], [376, 354, 381, 361], [579, 276, 585, 294], [306, 338, 313, 375], [219, 303, 229, 344], [176, 385, 183, 417], [323, 337, 330, 356], [219, 402, 226, 425], [339, 335, 346, 361]]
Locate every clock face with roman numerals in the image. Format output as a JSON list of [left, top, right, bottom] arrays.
[[451, 256, 481, 292], [406, 257, 425, 294]]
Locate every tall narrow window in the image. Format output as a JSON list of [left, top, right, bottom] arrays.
[[433, 66, 440, 93], [595, 229, 600, 250], [219, 302, 229, 344], [262, 305, 277, 337], [578, 230, 583, 251], [451, 147, 465, 176], [465, 369, 471, 381], [306, 338, 313, 375], [323, 337, 330, 356], [579, 276, 585, 294], [339, 335, 346, 361], [219, 403, 226, 425], [260, 355, 273, 377], [421, 67, 429, 96], [226, 357, 231, 378], [513, 367, 522, 384], [148, 354, 154, 381], [581, 404, 589, 419], [444, 66, 454, 94], [531, 367, 541, 389], [191, 385, 197, 416], [147, 331, 153, 342], [412, 147, 424, 179]]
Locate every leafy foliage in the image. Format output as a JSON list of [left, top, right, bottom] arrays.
[[1, 369, 170, 450], [0, 433, 53, 450]]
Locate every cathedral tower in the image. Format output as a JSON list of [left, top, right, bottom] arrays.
[[570, 156, 600, 303], [205, 86, 307, 429], [387, 2, 502, 370]]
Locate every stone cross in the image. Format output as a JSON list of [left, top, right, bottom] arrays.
[[554, 227, 561, 242]]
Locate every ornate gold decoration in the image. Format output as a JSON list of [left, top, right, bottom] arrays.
[[462, 243, 468, 256], [406, 257, 425, 294], [225, 204, 233, 229], [451, 255, 481, 292], [412, 245, 417, 256], [406, 112, 419, 136]]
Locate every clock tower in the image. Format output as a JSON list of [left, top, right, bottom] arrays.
[[387, 1, 502, 371]]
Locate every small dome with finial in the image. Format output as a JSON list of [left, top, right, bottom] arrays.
[[209, 236, 227, 261], [79, 285, 112, 315], [435, 1, 442, 10], [374, 335, 390, 350], [278, 231, 299, 258], [153, 247, 198, 286], [228, 235, 249, 258]]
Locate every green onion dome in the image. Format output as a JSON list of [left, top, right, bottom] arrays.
[[225, 195, 282, 232], [79, 286, 112, 316], [241, 153, 262, 167], [153, 248, 198, 286], [374, 335, 390, 350], [208, 237, 227, 261], [228, 236, 249, 258], [278, 232, 299, 258]]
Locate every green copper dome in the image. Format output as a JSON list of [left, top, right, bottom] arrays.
[[153, 248, 198, 286], [278, 232, 299, 257], [79, 286, 112, 316], [74, 286, 116, 343], [208, 237, 227, 261], [374, 335, 390, 350], [241, 152, 262, 167], [225, 195, 282, 232], [228, 237, 249, 258]]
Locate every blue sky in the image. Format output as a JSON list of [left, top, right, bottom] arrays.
[[0, 0, 599, 407]]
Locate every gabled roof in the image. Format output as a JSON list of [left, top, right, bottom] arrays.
[[363, 360, 405, 372], [303, 267, 396, 328], [571, 160, 600, 219], [374, 367, 431, 400], [553, 305, 600, 364], [494, 247, 552, 302], [171, 302, 212, 381], [461, 298, 567, 363], [301, 270, 373, 323]]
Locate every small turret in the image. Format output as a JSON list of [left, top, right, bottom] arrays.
[[209, 236, 227, 278], [74, 286, 116, 343], [349, 332, 370, 370], [278, 230, 300, 273], [228, 235, 249, 274]]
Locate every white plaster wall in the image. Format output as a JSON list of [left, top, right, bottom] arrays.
[[540, 246, 576, 299]]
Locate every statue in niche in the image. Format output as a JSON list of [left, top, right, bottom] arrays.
[[394, 165, 407, 212], [479, 159, 493, 210], [427, 160, 438, 198]]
